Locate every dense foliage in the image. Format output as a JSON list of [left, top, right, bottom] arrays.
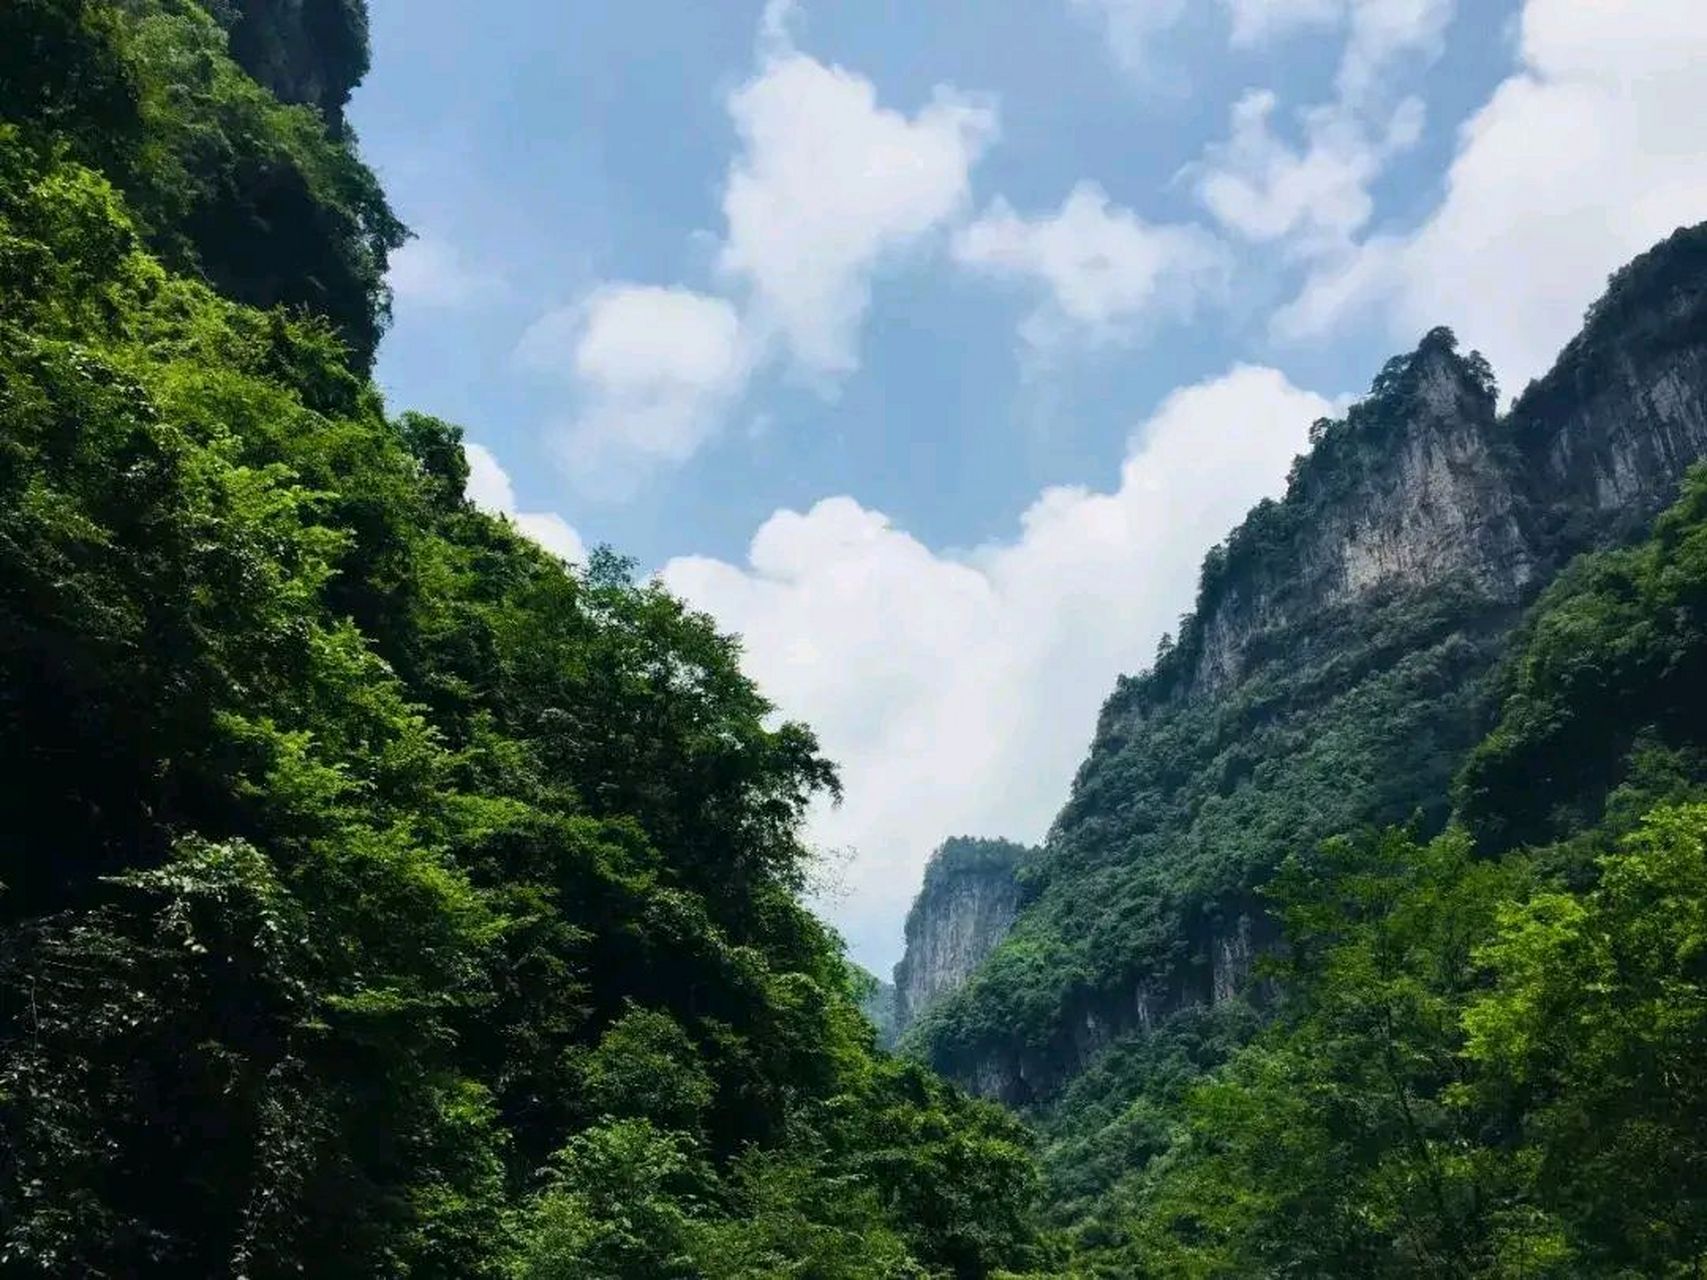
[[0, 5, 1044, 1275], [1027, 467, 1707, 1274], [909, 339, 1516, 1094], [10, 4, 1707, 1275], [0, 0, 404, 367]]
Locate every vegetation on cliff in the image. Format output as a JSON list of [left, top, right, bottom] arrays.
[[910, 338, 1516, 1096], [1, 0, 403, 367], [9, 3, 1707, 1276], [0, 3, 1043, 1275], [908, 228, 1707, 1271], [1105, 471, 1707, 1275]]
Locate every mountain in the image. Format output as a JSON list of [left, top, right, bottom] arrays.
[[890, 837, 1028, 1039], [11, 2, 1707, 1273], [0, 4, 1045, 1276], [887, 218, 1707, 1264], [910, 228, 1707, 1110], [1092, 448, 1707, 1273]]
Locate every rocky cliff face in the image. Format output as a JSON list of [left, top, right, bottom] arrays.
[[1145, 226, 1707, 716], [892, 838, 1027, 1035], [208, 0, 370, 127], [1185, 334, 1532, 700], [918, 223, 1707, 1106], [1514, 230, 1707, 548]]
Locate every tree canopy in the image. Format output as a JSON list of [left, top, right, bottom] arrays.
[[0, 4, 1045, 1275]]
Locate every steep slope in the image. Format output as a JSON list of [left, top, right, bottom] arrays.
[[0, 5, 1045, 1277], [913, 225, 1707, 1113], [892, 838, 1028, 1037], [0, 0, 403, 366], [1116, 469, 1707, 1274], [214, 0, 371, 128]]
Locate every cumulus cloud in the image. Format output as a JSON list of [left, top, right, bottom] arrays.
[[517, 285, 749, 485], [462, 440, 517, 513], [514, 10, 997, 487], [663, 365, 1334, 970], [720, 52, 997, 377], [1193, 89, 1423, 250], [1277, 0, 1707, 391], [388, 236, 503, 308], [953, 182, 1228, 349], [463, 441, 587, 563]]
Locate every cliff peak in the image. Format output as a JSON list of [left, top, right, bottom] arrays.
[[1111, 325, 1518, 718], [892, 837, 1030, 1035], [920, 220, 1707, 1110], [209, 0, 371, 128]]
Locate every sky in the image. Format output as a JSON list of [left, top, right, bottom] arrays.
[[353, 0, 1707, 975]]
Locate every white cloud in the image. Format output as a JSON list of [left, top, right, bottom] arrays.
[[953, 182, 1228, 348], [569, 287, 746, 395], [1223, 0, 1342, 46], [512, 512, 587, 563], [663, 365, 1334, 970], [388, 236, 503, 308], [1069, 0, 1189, 72], [513, 13, 997, 488], [1221, 0, 1452, 84], [463, 441, 587, 564], [720, 52, 997, 377], [1193, 89, 1423, 249], [463, 439, 517, 512], [1192, 0, 1449, 256], [1278, 0, 1707, 392], [518, 285, 749, 484], [1270, 235, 1397, 340], [1338, 0, 1455, 103], [1079, 0, 1449, 76], [757, 0, 799, 55]]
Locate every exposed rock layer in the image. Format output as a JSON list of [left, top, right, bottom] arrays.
[[209, 0, 370, 126], [918, 224, 1707, 1104], [892, 838, 1027, 1035]]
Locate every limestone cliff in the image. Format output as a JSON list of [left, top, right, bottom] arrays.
[[1512, 225, 1707, 547], [917, 222, 1707, 1106], [1180, 332, 1529, 700], [892, 838, 1027, 1035], [1173, 230, 1707, 712], [206, 0, 370, 128]]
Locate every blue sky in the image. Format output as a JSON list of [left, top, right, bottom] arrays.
[[353, 0, 1707, 973]]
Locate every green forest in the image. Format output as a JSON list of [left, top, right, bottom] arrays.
[[5, 2, 1707, 1277], [1043, 469, 1707, 1273], [0, 3, 1041, 1275]]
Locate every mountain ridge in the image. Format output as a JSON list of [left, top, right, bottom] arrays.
[[902, 221, 1707, 1108]]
